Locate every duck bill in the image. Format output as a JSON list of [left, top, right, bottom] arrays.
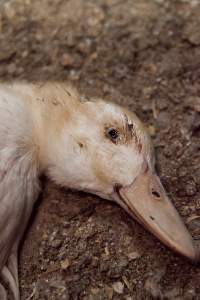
[[117, 169, 198, 262]]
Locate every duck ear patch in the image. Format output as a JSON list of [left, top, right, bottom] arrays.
[[124, 115, 143, 153], [77, 139, 87, 150], [78, 141, 84, 148], [78, 141, 85, 149]]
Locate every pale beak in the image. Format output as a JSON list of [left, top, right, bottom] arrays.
[[116, 168, 199, 262]]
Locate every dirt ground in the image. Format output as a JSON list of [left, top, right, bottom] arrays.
[[0, 0, 200, 299]]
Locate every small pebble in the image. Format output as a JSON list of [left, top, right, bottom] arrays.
[[112, 281, 124, 294], [185, 181, 197, 197], [61, 258, 70, 270], [91, 288, 100, 295], [186, 96, 200, 112], [156, 98, 168, 110], [60, 53, 74, 67], [127, 251, 141, 261], [105, 285, 113, 299], [164, 287, 180, 299], [51, 239, 62, 249]]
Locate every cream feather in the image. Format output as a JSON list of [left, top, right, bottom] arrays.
[[0, 82, 195, 299]]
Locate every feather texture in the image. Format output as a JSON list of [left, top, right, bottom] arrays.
[[0, 85, 40, 299], [0, 82, 153, 299]]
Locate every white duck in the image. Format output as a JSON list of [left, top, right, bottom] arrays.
[[0, 82, 198, 300]]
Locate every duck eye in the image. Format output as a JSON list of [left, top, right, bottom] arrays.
[[107, 128, 119, 141]]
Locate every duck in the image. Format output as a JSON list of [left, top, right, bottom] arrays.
[[0, 81, 198, 300]]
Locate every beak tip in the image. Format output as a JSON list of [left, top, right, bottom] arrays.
[[180, 240, 200, 264], [119, 172, 200, 264]]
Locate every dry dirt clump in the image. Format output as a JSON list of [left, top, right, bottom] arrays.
[[0, 0, 200, 299]]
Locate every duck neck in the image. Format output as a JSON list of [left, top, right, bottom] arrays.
[[28, 88, 79, 174]]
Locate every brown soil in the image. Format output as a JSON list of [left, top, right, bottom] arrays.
[[0, 0, 200, 299]]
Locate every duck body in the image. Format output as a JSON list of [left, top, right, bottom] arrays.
[[0, 84, 40, 300], [0, 82, 198, 300]]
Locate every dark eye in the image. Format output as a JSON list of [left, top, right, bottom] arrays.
[[107, 128, 119, 141]]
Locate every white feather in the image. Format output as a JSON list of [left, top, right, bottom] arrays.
[[0, 85, 40, 299], [0, 82, 152, 299]]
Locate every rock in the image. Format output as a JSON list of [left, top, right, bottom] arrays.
[[178, 166, 188, 177], [105, 285, 113, 299], [185, 181, 197, 197], [156, 98, 168, 110], [184, 284, 196, 300], [35, 32, 43, 42], [78, 39, 92, 54], [157, 50, 183, 77], [127, 251, 141, 261], [60, 53, 75, 67], [141, 102, 152, 112], [184, 21, 200, 45], [145, 277, 163, 299], [187, 215, 200, 234], [45, 263, 60, 274], [114, 64, 129, 79], [112, 281, 124, 294], [69, 69, 80, 81], [60, 258, 70, 270], [164, 287, 181, 299], [177, 177, 197, 197], [51, 239, 62, 249], [186, 96, 200, 112], [91, 288, 100, 295], [104, 247, 110, 256], [118, 257, 128, 268], [100, 260, 110, 272], [122, 275, 131, 290], [164, 140, 183, 158], [107, 257, 128, 278], [7, 63, 17, 75], [65, 33, 76, 47], [3, 2, 16, 19], [0, 49, 15, 62], [49, 228, 59, 242], [156, 111, 170, 130], [145, 269, 165, 299], [146, 63, 158, 75], [33, 278, 69, 300]]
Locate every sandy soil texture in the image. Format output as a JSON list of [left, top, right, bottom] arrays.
[[0, 0, 200, 299]]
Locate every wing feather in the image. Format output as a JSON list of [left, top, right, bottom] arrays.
[[0, 85, 40, 299]]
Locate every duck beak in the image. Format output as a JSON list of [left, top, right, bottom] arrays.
[[117, 168, 199, 262]]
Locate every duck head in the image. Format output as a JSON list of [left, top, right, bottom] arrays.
[[43, 96, 198, 262]]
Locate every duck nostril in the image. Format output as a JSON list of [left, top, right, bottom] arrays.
[[152, 189, 161, 198], [113, 183, 122, 194]]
